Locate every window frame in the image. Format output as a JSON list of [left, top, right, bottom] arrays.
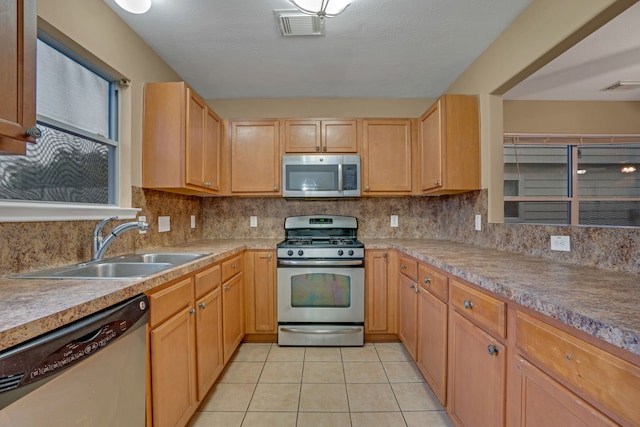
[[503, 134, 640, 227], [0, 27, 138, 223]]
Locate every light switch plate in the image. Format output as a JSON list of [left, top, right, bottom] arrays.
[[475, 214, 482, 231], [551, 235, 570, 252], [250, 216, 258, 227], [158, 216, 170, 233], [390, 215, 399, 227], [190, 215, 196, 229]]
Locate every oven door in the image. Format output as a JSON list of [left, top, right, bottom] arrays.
[[277, 261, 364, 324]]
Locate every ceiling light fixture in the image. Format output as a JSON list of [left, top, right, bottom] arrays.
[[289, 0, 351, 18], [621, 165, 637, 174], [114, 0, 151, 14]]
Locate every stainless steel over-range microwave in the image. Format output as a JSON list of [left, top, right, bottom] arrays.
[[282, 155, 361, 198]]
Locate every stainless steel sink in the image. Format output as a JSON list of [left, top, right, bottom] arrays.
[[113, 253, 209, 265], [12, 252, 210, 280]]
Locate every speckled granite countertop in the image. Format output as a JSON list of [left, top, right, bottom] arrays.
[[365, 239, 640, 356], [0, 239, 278, 352], [1, 238, 639, 357]]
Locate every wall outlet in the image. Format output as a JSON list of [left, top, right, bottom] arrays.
[[551, 235, 570, 252], [190, 215, 196, 229], [138, 216, 147, 234], [158, 216, 171, 233], [250, 216, 258, 227], [390, 215, 399, 227], [474, 214, 482, 231]]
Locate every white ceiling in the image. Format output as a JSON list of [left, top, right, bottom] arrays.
[[505, 1, 640, 101], [104, 0, 532, 99]]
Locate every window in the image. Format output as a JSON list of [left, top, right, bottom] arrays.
[[0, 38, 119, 205], [504, 136, 640, 227]]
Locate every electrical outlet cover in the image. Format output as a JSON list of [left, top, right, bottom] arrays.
[[550, 235, 570, 252], [158, 216, 170, 233]]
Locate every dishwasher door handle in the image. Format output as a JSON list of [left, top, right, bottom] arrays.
[[279, 326, 363, 335]]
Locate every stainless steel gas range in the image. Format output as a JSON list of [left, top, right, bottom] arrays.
[[276, 215, 365, 346]]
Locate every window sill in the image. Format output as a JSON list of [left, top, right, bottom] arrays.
[[0, 201, 140, 222]]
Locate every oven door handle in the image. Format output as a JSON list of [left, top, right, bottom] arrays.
[[278, 259, 364, 267], [279, 326, 363, 335]]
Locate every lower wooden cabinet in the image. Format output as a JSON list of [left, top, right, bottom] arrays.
[[364, 250, 397, 338], [244, 250, 277, 336], [398, 273, 419, 360], [194, 265, 223, 400], [148, 278, 197, 427], [222, 271, 244, 363], [448, 310, 506, 427], [512, 356, 616, 427], [416, 275, 448, 405]]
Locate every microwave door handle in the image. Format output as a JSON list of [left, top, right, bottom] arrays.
[[338, 163, 343, 191]]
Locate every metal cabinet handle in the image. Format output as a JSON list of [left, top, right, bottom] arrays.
[[463, 300, 473, 310], [487, 345, 499, 356], [364, 186, 370, 191], [273, 185, 279, 191], [199, 302, 206, 309], [203, 181, 212, 187], [267, 253, 272, 259], [316, 146, 320, 152], [414, 287, 420, 294], [189, 308, 197, 315], [224, 285, 231, 291], [434, 180, 441, 186], [26, 126, 42, 139], [409, 283, 415, 289], [322, 146, 327, 152], [401, 264, 407, 270], [382, 253, 388, 258], [424, 277, 431, 284]]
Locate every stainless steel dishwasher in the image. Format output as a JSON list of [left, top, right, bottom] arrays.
[[0, 294, 149, 426]]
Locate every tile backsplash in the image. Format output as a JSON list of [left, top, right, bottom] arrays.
[[1, 187, 639, 275]]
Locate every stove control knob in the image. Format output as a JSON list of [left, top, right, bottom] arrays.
[[287, 250, 293, 256], [348, 250, 354, 256], [297, 250, 304, 256], [337, 249, 344, 256]]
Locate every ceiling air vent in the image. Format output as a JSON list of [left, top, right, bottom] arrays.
[[600, 80, 640, 91], [275, 10, 325, 37]]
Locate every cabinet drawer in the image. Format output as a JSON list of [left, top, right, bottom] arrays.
[[222, 254, 243, 282], [451, 280, 506, 339], [516, 311, 640, 426], [148, 277, 194, 328], [418, 263, 448, 302], [195, 264, 221, 299], [398, 255, 418, 281]]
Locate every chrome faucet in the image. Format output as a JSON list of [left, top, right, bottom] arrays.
[[92, 216, 149, 261]]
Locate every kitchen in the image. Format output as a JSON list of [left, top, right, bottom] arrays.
[[1, 0, 640, 426]]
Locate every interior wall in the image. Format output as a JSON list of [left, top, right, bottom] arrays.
[[445, 0, 637, 222], [504, 100, 640, 134], [206, 98, 435, 119]]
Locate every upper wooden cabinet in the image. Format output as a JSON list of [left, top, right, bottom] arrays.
[[0, 0, 37, 155], [284, 119, 358, 153], [418, 94, 480, 195], [227, 120, 281, 195], [362, 119, 414, 195], [143, 82, 222, 195]]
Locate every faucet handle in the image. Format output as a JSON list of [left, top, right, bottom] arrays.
[[94, 216, 118, 237], [138, 220, 150, 231]]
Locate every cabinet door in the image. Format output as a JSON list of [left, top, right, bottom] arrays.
[[362, 119, 413, 195], [222, 273, 244, 363], [416, 286, 448, 405], [513, 356, 616, 427], [0, 0, 37, 155], [365, 250, 394, 334], [419, 100, 443, 192], [195, 287, 224, 400], [230, 120, 280, 194], [245, 251, 276, 334], [398, 274, 418, 360], [448, 311, 505, 427], [284, 119, 321, 152], [186, 88, 206, 188], [322, 120, 358, 152], [203, 107, 222, 191], [150, 307, 197, 427]]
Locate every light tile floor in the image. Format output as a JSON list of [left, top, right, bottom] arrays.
[[188, 342, 455, 427]]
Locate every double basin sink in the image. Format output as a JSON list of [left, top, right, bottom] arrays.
[[14, 253, 210, 280]]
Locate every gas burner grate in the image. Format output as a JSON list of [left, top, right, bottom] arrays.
[[329, 237, 356, 245], [286, 238, 313, 245]]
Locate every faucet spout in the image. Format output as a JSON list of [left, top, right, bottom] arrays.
[[92, 217, 149, 261]]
